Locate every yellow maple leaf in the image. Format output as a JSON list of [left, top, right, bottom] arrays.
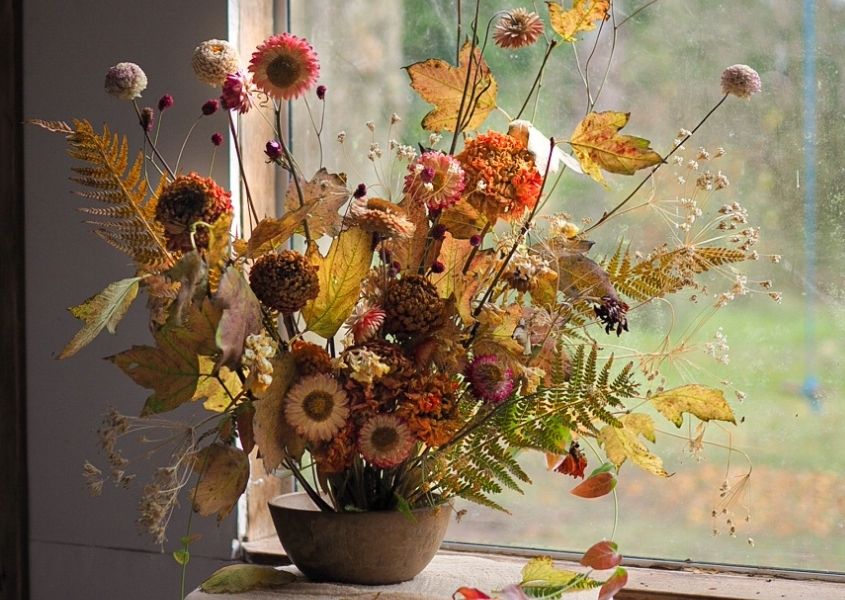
[[599, 413, 668, 477], [301, 228, 373, 339], [650, 384, 736, 428], [405, 42, 498, 133], [547, 0, 611, 42], [569, 111, 662, 186]]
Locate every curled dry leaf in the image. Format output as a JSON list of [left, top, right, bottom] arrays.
[[252, 353, 304, 469], [283, 168, 349, 238], [650, 384, 736, 428], [59, 276, 141, 359], [598, 567, 628, 600], [214, 266, 263, 369], [191, 443, 250, 521], [580, 540, 622, 570]]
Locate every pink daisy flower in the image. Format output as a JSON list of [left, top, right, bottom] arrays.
[[249, 33, 319, 101], [403, 151, 466, 212], [358, 414, 415, 469], [466, 354, 515, 404]]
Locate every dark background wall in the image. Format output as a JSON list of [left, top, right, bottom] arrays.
[[20, 1, 240, 597]]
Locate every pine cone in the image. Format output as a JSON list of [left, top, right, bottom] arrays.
[[249, 250, 319, 313], [382, 275, 444, 336], [154, 173, 232, 252]]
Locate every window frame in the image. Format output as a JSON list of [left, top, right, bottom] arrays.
[[233, 2, 845, 597]]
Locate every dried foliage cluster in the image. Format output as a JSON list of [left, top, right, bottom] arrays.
[[34, 1, 770, 596]]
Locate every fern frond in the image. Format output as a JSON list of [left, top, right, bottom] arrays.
[[27, 119, 73, 134], [63, 119, 173, 272]]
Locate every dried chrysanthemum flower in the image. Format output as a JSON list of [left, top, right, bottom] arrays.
[[284, 373, 350, 443], [358, 414, 415, 469], [154, 173, 233, 252], [403, 151, 466, 211], [192, 39, 240, 86], [104, 62, 148, 100], [347, 197, 416, 239], [493, 8, 545, 49], [220, 71, 252, 114], [249, 250, 319, 314], [249, 33, 319, 100], [721, 64, 762, 99], [466, 354, 515, 404], [382, 275, 444, 336], [456, 131, 542, 222], [290, 339, 333, 376], [594, 295, 630, 336], [311, 423, 356, 474]]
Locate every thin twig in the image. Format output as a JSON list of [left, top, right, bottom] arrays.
[[274, 106, 312, 245], [228, 112, 259, 228], [133, 100, 175, 179], [515, 40, 558, 121], [583, 94, 729, 234]]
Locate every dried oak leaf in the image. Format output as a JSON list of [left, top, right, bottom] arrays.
[[569, 111, 662, 187], [405, 42, 498, 133]]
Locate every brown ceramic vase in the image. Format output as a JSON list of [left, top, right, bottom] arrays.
[[268, 491, 451, 585]]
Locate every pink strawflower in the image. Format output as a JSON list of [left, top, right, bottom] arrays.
[[403, 151, 466, 211], [466, 354, 514, 405], [345, 303, 386, 344], [220, 71, 252, 114], [358, 414, 415, 469], [249, 33, 319, 101], [493, 9, 544, 50]]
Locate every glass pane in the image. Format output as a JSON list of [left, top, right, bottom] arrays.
[[289, 0, 845, 572]]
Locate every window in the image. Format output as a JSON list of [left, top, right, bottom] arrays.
[[283, 0, 845, 575]]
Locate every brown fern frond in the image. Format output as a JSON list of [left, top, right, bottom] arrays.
[[63, 119, 173, 272], [27, 119, 73, 134]]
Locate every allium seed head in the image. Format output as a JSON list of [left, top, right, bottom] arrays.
[[721, 64, 762, 99]]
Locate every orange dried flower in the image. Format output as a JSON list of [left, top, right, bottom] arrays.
[[290, 339, 333, 376], [312, 423, 356, 475], [456, 131, 542, 222]]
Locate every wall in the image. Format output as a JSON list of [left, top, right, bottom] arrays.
[[23, 2, 238, 597]]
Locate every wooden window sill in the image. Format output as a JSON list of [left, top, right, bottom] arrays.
[[195, 536, 845, 600]]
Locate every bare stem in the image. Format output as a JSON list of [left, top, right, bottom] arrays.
[[515, 40, 558, 121], [133, 100, 175, 179], [227, 112, 260, 228], [274, 106, 312, 245]]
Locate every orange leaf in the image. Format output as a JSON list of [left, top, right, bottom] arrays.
[[571, 471, 616, 498], [406, 42, 497, 133], [452, 588, 492, 600], [580, 540, 622, 570], [547, 0, 611, 42], [598, 567, 628, 600], [247, 204, 315, 258], [569, 111, 662, 186]]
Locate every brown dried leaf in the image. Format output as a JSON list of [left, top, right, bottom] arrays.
[[440, 199, 488, 239], [214, 266, 263, 369], [252, 354, 305, 470], [557, 252, 617, 299], [191, 443, 249, 521], [247, 204, 315, 259], [283, 168, 349, 238]]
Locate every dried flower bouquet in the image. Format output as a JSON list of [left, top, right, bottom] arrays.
[[33, 1, 771, 597]]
